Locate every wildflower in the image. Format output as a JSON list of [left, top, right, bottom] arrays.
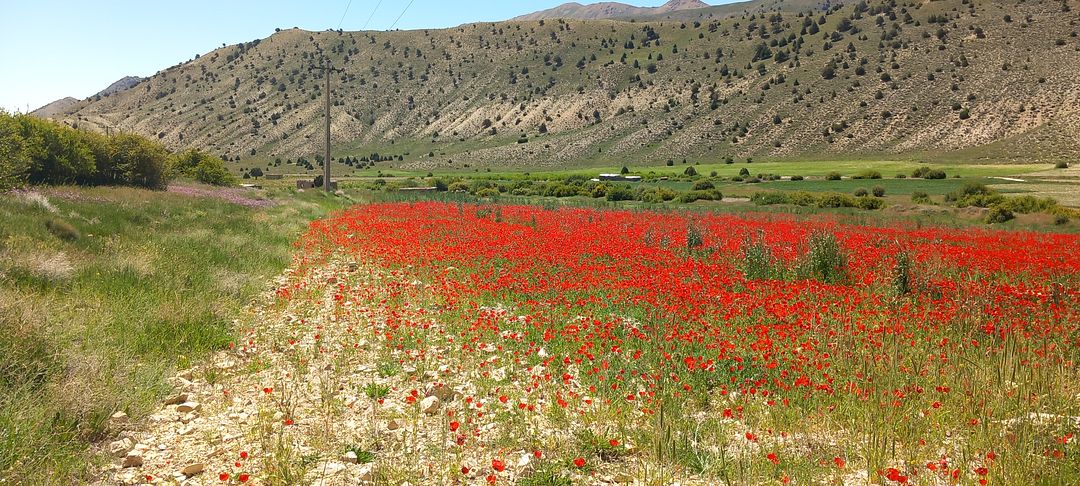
[[573, 457, 586, 468]]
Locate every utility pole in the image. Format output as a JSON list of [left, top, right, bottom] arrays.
[[311, 58, 344, 192]]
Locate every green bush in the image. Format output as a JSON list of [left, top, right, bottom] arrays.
[[854, 188, 869, 197], [984, 206, 1014, 224], [605, 186, 636, 201], [825, 171, 842, 181], [790, 175, 804, 181], [911, 191, 931, 204], [872, 186, 886, 197], [1, 111, 171, 189], [172, 149, 235, 186], [640, 187, 679, 203], [797, 231, 848, 284], [1055, 161, 1069, 169], [912, 166, 947, 179], [692, 180, 715, 191], [852, 170, 882, 180]]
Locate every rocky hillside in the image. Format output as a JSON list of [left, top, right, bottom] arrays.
[[49, 0, 1080, 170], [513, 0, 711, 21], [94, 75, 144, 98]]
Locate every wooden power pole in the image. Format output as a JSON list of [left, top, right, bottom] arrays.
[[312, 58, 343, 192]]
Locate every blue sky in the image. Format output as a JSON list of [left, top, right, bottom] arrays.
[[0, 0, 706, 113]]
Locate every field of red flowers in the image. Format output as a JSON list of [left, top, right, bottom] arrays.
[[282, 201, 1078, 484]]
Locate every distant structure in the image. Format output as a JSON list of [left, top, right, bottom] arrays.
[[594, 173, 642, 182]]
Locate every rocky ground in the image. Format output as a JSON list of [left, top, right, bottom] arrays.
[[97, 259, 678, 485]]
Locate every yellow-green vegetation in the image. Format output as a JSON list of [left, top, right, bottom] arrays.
[[0, 111, 233, 191], [0, 185, 347, 482]]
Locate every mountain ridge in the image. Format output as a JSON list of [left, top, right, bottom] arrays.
[[513, 0, 711, 21], [47, 0, 1080, 170]]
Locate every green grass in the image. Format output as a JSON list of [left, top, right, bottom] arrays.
[[0, 185, 348, 483]]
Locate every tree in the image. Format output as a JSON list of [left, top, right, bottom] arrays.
[[684, 166, 698, 177], [249, 167, 264, 179], [620, 166, 630, 175], [821, 61, 837, 80]]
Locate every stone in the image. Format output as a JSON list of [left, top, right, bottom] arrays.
[[342, 451, 358, 464], [110, 411, 129, 424], [180, 463, 205, 476], [387, 419, 401, 431], [516, 452, 533, 469], [176, 402, 200, 413], [122, 452, 143, 468], [179, 412, 197, 424], [109, 438, 133, 458], [420, 395, 440, 414], [426, 384, 455, 402], [164, 393, 188, 406], [177, 369, 194, 381], [358, 464, 374, 482]]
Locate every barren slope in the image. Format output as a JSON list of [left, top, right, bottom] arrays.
[[51, 0, 1080, 170]]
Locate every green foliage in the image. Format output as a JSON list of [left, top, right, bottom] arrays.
[[797, 231, 848, 284], [912, 166, 946, 179], [872, 186, 886, 197], [911, 191, 932, 204], [984, 206, 1014, 224], [172, 149, 236, 186], [605, 185, 636, 201], [106, 134, 170, 189], [892, 252, 912, 295], [0, 111, 171, 189], [740, 234, 778, 280], [825, 171, 842, 181], [0, 112, 29, 190], [852, 170, 882, 180], [751, 191, 884, 210], [692, 180, 715, 191]]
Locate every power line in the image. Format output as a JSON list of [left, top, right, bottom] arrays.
[[387, 0, 416, 31], [336, 0, 355, 29], [362, 0, 385, 30]]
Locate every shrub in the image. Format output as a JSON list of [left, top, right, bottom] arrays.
[[692, 180, 715, 191], [892, 252, 913, 295], [684, 166, 698, 177], [872, 186, 886, 197], [475, 187, 500, 198], [797, 231, 847, 284], [854, 188, 869, 197], [790, 175, 804, 181], [852, 170, 882, 180], [911, 191, 931, 204], [740, 234, 778, 280], [739, 168, 750, 177], [984, 206, 1014, 224], [912, 166, 946, 179], [1055, 161, 1070, 169], [605, 186, 636, 201], [825, 172, 842, 181], [173, 149, 235, 186], [640, 187, 679, 203]]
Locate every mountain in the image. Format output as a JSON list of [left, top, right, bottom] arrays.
[[513, 0, 711, 21], [31, 97, 81, 118], [49, 0, 1080, 171], [31, 76, 142, 119], [93, 76, 143, 98]]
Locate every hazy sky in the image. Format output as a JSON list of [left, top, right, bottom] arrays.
[[0, 0, 712, 113]]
